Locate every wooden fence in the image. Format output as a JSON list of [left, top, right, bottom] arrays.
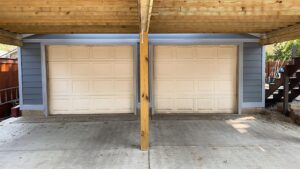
[[0, 58, 18, 118]]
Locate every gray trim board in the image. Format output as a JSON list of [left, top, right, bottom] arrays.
[[238, 43, 244, 114], [17, 47, 23, 107], [24, 39, 139, 44], [41, 44, 48, 117], [242, 102, 264, 108], [133, 44, 138, 115], [149, 44, 154, 115], [21, 104, 44, 110], [149, 39, 259, 44], [262, 46, 266, 107]]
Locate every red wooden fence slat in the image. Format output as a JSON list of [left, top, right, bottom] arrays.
[[0, 58, 18, 118]]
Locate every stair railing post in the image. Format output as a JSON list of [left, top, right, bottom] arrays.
[[283, 71, 289, 116]]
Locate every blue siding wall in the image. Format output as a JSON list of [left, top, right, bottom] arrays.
[[21, 43, 43, 105], [243, 42, 263, 103]]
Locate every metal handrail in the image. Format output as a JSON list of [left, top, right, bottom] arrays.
[[0, 86, 19, 106]]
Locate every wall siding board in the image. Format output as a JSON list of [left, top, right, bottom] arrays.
[[21, 49, 42, 56], [243, 42, 263, 103], [21, 43, 43, 105]]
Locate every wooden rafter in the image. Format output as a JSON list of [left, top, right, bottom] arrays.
[[139, 0, 153, 32], [261, 24, 300, 45], [0, 29, 22, 46]]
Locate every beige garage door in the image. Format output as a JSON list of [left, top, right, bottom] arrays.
[[154, 45, 237, 113], [47, 45, 134, 114]]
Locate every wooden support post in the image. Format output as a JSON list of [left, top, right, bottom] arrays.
[[140, 32, 149, 151], [283, 73, 289, 116]]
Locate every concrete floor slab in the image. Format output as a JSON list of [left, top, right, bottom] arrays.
[[150, 117, 300, 169], [0, 117, 147, 169], [0, 114, 299, 169]]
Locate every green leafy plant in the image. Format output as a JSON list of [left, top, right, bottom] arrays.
[[266, 39, 300, 61], [0, 44, 16, 52]]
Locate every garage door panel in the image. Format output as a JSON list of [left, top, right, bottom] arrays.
[[155, 80, 173, 95], [194, 60, 215, 78], [71, 63, 90, 77], [214, 81, 236, 94], [155, 63, 174, 78], [72, 97, 90, 111], [154, 45, 237, 114], [173, 80, 194, 94], [175, 62, 195, 77], [93, 80, 114, 94], [49, 97, 71, 113], [155, 98, 173, 111], [155, 46, 174, 61], [175, 98, 194, 110], [115, 46, 133, 59], [215, 96, 235, 110], [114, 98, 133, 109], [93, 98, 114, 110], [216, 59, 236, 74], [195, 46, 218, 59], [48, 63, 71, 78], [92, 63, 114, 77], [70, 46, 90, 60], [196, 98, 214, 110], [115, 80, 133, 93], [115, 62, 133, 78], [175, 46, 195, 59], [49, 79, 72, 95], [72, 80, 90, 94], [197, 81, 214, 94], [91, 46, 115, 59], [218, 46, 237, 59], [47, 45, 70, 61], [47, 45, 134, 114]]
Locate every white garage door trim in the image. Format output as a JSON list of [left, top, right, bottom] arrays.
[[42, 44, 137, 115], [150, 43, 243, 114]]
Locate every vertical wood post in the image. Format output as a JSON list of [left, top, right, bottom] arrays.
[[283, 72, 289, 116], [140, 32, 149, 151]]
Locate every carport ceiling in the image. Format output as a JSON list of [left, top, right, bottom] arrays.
[[150, 0, 300, 33], [0, 0, 300, 45], [0, 0, 140, 33]]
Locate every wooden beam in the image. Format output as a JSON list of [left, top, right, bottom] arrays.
[[139, 0, 153, 32], [0, 29, 22, 46], [139, 32, 149, 151], [0, 25, 139, 34], [261, 24, 300, 45]]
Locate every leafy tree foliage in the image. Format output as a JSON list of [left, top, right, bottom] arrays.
[[0, 44, 16, 51], [266, 40, 300, 61]]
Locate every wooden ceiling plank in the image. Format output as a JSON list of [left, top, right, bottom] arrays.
[[0, 29, 22, 46], [261, 24, 300, 45]]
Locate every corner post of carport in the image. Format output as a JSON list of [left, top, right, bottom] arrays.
[[139, 32, 149, 151]]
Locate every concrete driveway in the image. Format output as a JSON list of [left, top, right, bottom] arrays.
[[0, 114, 299, 169]]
